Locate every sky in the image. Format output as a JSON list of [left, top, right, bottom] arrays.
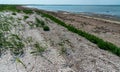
[[0, 0, 120, 5]]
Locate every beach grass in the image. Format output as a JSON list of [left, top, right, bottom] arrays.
[[0, 5, 20, 12], [24, 15, 29, 20], [30, 42, 46, 55], [0, 11, 25, 56], [35, 18, 50, 31], [22, 9, 33, 14], [35, 18, 45, 27], [16, 57, 26, 68]]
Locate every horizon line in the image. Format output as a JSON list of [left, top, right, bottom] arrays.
[[0, 4, 120, 6]]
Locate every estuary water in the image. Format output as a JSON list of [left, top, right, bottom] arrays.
[[27, 5, 120, 17]]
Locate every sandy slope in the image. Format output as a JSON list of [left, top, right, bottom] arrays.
[[0, 11, 120, 72]]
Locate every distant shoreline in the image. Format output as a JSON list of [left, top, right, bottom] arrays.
[[25, 5, 120, 21], [25, 6, 120, 23], [40, 9, 120, 24], [54, 10, 120, 22], [1, 4, 120, 6]]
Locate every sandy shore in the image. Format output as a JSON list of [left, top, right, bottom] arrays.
[[43, 10, 120, 47], [1, 6, 120, 72]]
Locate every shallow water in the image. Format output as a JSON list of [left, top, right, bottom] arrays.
[[27, 5, 120, 17]]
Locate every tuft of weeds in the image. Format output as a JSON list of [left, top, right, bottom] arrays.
[[12, 12, 16, 15], [26, 37, 33, 43], [60, 47, 67, 55], [30, 42, 52, 63], [24, 16, 29, 20], [9, 34, 25, 56], [43, 26, 50, 31], [35, 18, 50, 31], [16, 57, 26, 68], [28, 23, 35, 29], [23, 9, 33, 14], [35, 18, 45, 27], [58, 40, 67, 55], [0, 22, 11, 31], [30, 42, 46, 55], [0, 15, 25, 56]]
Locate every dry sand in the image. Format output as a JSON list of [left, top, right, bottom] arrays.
[[0, 10, 120, 72]]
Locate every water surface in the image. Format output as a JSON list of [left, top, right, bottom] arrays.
[[27, 5, 120, 17]]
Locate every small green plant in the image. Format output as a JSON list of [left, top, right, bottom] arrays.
[[43, 26, 50, 31], [59, 40, 67, 55], [9, 34, 24, 56], [40, 20, 45, 26], [26, 37, 33, 43], [23, 9, 33, 14], [12, 12, 16, 15], [24, 16, 29, 20], [35, 23, 41, 28], [30, 42, 46, 55], [16, 58, 26, 68], [60, 47, 67, 55], [35, 18, 50, 31], [28, 23, 35, 29], [35, 18, 45, 27]]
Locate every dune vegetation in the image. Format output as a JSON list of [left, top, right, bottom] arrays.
[[0, 5, 120, 57], [0, 5, 47, 57]]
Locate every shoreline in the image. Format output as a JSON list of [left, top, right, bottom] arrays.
[[40, 9, 120, 47], [44, 10, 120, 23], [25, 5, 120, 22], [38, 9, 120, 25]]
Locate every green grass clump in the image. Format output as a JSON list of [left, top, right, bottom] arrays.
[[38, 11, 120, 56], [0, 5, 20, 12], [0, 23, 11, 31], [35, 18, 50, 31], [35, 18, 42, 27], [12, 12, 16, 15], [35, 18, 45, 27], [16, 58, 26, 68], [0, 33, 24, 56], [30, 42, 46, 55], [43, 26, 50, 31], [23, 9, 33, 14], [60, 47, 67, 55], [9, 34, 24, 56], [24, 16, 29, 20]]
